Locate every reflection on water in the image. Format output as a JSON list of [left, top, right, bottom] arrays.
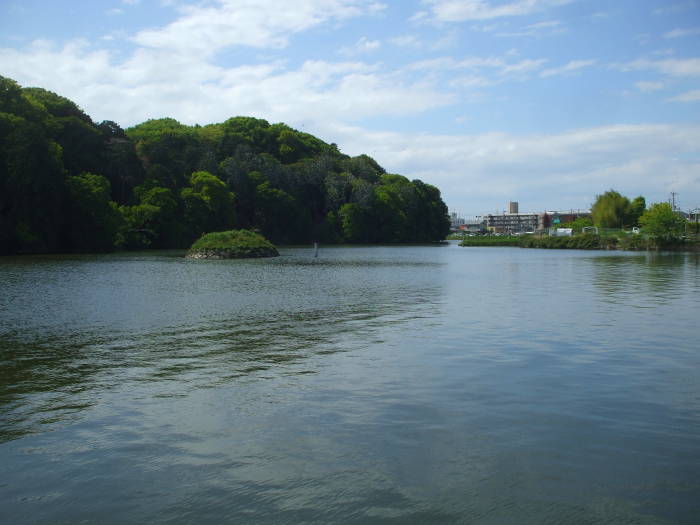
[[591, 252, 699, 305], [1, 245, 699, 524], [0, 247, 445, 443]]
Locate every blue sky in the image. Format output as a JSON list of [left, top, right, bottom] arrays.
[[1, 0, 699, 215]]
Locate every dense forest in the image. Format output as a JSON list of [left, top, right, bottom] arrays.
[[0, 75, 449, 254]]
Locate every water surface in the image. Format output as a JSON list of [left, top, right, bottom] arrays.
[[1, 244, 699, 523]]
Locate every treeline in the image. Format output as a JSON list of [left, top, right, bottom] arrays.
[[570, 190, 689, 244], [0, 76, 449, 254]]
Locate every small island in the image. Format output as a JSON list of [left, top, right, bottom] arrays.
[[186, 230, 279, 259]]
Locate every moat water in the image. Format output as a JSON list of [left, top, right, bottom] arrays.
[[1, 243, 699, 523]]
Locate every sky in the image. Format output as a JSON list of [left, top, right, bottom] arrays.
[[1, 0, 699, 216]]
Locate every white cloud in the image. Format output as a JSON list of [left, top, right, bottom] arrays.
[[388, 32, 457, 50], [668, 89, 700, 102], [540, 59, 595, 77], [500, 58, 547, 75], [403, 56, 500, 72], [327, 123, 700, 212], [496, 19, 566, 37], [449, 75, 492, 88], [389, 35, 422, 47], [618, 58, 700, 76], [653, 2, 698, 15], [107, 8, 124, 16], [132, 0, 384, 55], [470, 22, 501, 32], [339, 36, 381, 56], [403, 54, 546, 78], [635, 81, 665, 92], [3, 0, 699, 214], [652, 48, 676, 57], [421, 0, 572, 22], [0, 40, 452, 127], [368, 2, 388, 14], [664, 27, 700, 39]]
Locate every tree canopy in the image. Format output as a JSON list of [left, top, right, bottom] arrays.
[[591, 190, 646, 229], [639, 202, 687, 243], [0, 75, 450, 254]]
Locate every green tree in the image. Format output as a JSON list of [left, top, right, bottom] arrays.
[[556, 216, 593, 233], [66, 173, 122, 251], [628, 196, 646, 226], [591, 190, 631, 228], [181, 171, 236, 239], [0, 106, 66, 253], [98, 120, 145, 204], [639, 202, 686, 243], [1, 75, 454, 253], [117, 203, 161, 249], [338, 202, 371, 242], [23, 87, 104, 176], [254, 181, 310, 243]]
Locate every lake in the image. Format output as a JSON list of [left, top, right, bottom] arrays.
[[1, 243, 699, 524]]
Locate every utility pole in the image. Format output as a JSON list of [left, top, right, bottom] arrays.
[[670, 192, 678, 211]]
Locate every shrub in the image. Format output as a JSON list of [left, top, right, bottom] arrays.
[[187, 229, 279, 258]]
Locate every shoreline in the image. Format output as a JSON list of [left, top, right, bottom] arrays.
[[458, 234, 700, 252]]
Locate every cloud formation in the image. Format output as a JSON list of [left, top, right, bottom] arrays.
[[664, 27, 700, 38], [1, 0, 698, 212], [339, 36, 382, 56], [420, 0, 571, 22], [541, 59, 595, 77], [668, 89, 700, 102], [619, 58, 700, 77], [496, 19, 566, 37], [635, 81, 665, 92], [331, 123, 700, 211], [0, 40, 453, 128], [132, 0, 385, 54]]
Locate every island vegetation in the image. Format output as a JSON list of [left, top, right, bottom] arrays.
[[187, 230, 279, 259], [0, 75, 450, 255]]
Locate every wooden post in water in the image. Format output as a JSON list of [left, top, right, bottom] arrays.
[[313, 242, 319, 257]]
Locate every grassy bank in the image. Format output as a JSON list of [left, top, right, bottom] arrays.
[[460, 233, 699, 251], [458, 236, 521, 247]]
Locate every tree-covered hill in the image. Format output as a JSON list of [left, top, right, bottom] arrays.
[[0, 75, 449, 254]]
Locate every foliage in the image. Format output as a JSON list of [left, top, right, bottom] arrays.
[[65, 173, 122, 251], [117, 203, 161, 249], [555, 216, 593, 233], [639, 203, 687, 243], [188, 229, 279, 258], [181, 171, 236, 239], [519, 234, 600, 250], [460, 236, 521, 247], [1, 75, 451, 254], [0, 77, 67, 253], [611, 233, 649, 251], [628, 196, 646, 227], [591, 190, 631, 228]]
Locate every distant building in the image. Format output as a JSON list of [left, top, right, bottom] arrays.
[[546, 211, 590, 227], [459, 221, 486, 234], [484, 212, 539, 233], [449, 211, 465, 230], [483, 203, 591, 234]]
